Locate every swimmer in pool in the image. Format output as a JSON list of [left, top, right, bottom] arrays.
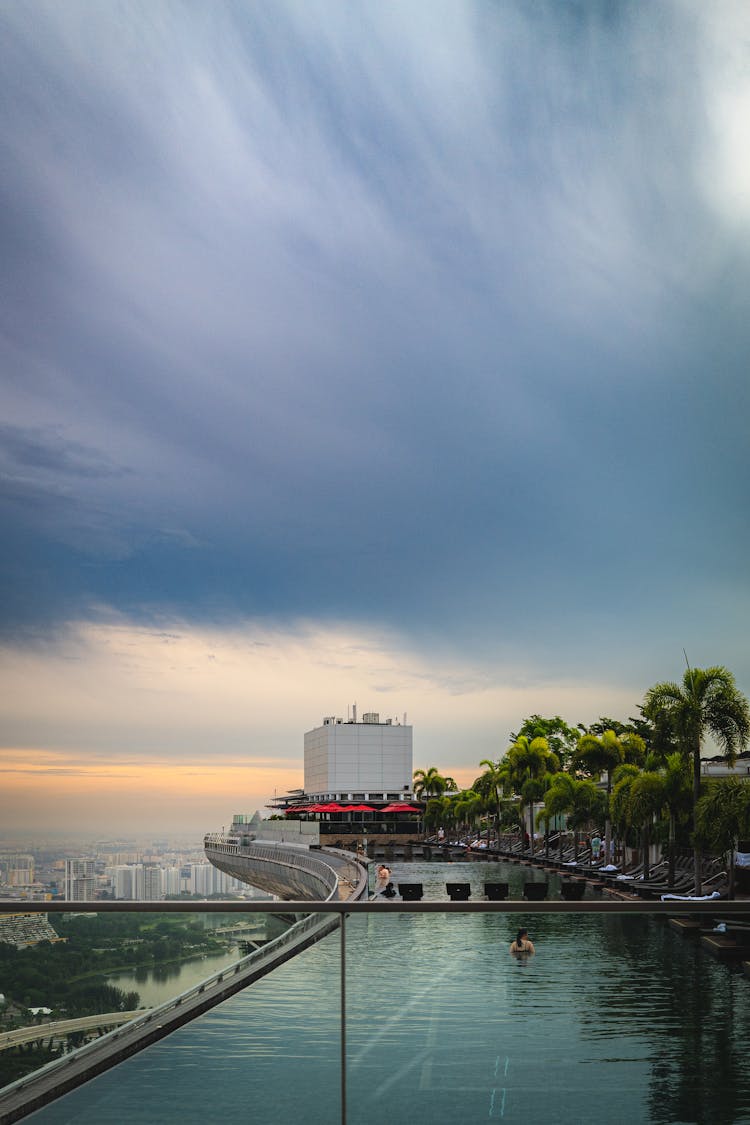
[[509, 928, 535, 955]]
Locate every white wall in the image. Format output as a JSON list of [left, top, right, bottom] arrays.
[[304, 721, 412, 794]]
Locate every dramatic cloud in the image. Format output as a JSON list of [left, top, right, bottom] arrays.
[[1, 2, 749, 829]]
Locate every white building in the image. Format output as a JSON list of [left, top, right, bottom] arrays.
[[109, 863, 163, 900], [163, 866, 182, 896], [143, 863, 162, 900], [303, 710, 413, 802], [64, 858, 96, 901]]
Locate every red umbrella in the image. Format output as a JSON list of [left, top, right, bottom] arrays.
[[308, 802, 346, 812], [284, 806, 312, 814], [380, 803, 421, 813], [340, 804, 376, 812]]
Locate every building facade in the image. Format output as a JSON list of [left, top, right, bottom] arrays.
[[304, 711, 412, 802], [64, 858, 96, 901]]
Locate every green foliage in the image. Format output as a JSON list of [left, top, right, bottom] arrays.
[[0, 912, 229, 1019], [644, 666, 750, 766], [644, 665, 750, 892], [510, 715, 579, 769], [499, 735, 560, 843], [413, 767, 457, 800], [696, 778, 750, 855]]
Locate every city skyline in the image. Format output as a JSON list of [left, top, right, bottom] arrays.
[[2, 2, 749, 834]]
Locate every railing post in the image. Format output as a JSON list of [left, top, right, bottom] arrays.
[[340, 912, 347, 1125]]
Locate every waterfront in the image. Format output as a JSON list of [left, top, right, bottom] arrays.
[[106, 946, 242, 1009], [24, 864, 750, 1125]]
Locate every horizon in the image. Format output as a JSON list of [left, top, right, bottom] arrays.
[[2, 2, 749, 837]]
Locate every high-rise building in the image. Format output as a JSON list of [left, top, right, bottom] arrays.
[[143, 863, 162, 900], [0, 853, 35, 885], [163, 866, 181, 896], [111, 865, 136, 900], [64, 858, 96, 901]]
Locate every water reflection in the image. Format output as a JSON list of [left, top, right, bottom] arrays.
[[24, 868, 750, 1125]]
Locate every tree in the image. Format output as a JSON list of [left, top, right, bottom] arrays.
[[695, 778, 750, 899], [573, 729, 645, 864], [539, 773, 576, 859], [413, 767, 457, 802], [644, 665, 750, 894], [658, 753, 692, 886], [510, 715, 579, 770], [474, 760, 506, 842], [453, 790, 485, 839], [628, 770, 668, 881], [500, 735, 560, 852], [610, 764, 641, 863]]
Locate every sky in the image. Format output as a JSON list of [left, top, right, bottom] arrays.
[[2, 1, 749, 837]]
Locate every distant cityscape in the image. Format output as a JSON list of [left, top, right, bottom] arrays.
[[0, 832, 265, 903]]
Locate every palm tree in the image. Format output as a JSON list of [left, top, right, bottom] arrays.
[[413, 767, 457, 802], [629, 770, 668, 882], [474, 759, 507, 843], [644, 665, 750, 894], [454, 790, 485, 840], [573, 730, 645, 865], [658, 753, 692, 886], [424, 794, 458, 841], [695, 777, 750, 899], [610, 764, 641, 867], [568, 778, 607, 860], [541, 773, 577, 859], [501, 736, 559, 853]]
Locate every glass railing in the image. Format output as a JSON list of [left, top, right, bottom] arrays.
[[1, 897, 750, 1124]]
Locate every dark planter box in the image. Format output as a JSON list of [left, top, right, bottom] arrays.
[[560, 880, 586, 900]]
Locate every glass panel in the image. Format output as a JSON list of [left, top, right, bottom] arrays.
[[3, 902, 750, 1124], [342, 911, 750, 1124]]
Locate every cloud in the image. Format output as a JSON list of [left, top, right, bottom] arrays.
[[0, 616, 640, 766], [0, 2, 748, 720]]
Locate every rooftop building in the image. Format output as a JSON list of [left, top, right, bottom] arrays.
[[303, 707, 413, 803]]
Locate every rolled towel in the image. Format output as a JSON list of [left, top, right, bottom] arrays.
[[660, 890, 721, 901]]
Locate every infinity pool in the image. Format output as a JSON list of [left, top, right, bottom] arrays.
[[27, 863, 750, 1124]]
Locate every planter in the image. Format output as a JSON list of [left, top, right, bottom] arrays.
[[484, 882, 509, 900], [559, 880, 586, 900]]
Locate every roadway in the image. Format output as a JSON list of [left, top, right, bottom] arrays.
[[0, 1012, 147, 1051]]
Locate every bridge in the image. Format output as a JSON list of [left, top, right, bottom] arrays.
[[0, 1011, 148, 1051]]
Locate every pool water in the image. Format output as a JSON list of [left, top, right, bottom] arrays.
[[27, 863, 750, 1124]]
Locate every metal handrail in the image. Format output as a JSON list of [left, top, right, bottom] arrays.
[[3, 899, 749, 916]]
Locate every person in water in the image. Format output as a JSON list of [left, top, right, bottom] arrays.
[[510, 928, 535, 955]]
